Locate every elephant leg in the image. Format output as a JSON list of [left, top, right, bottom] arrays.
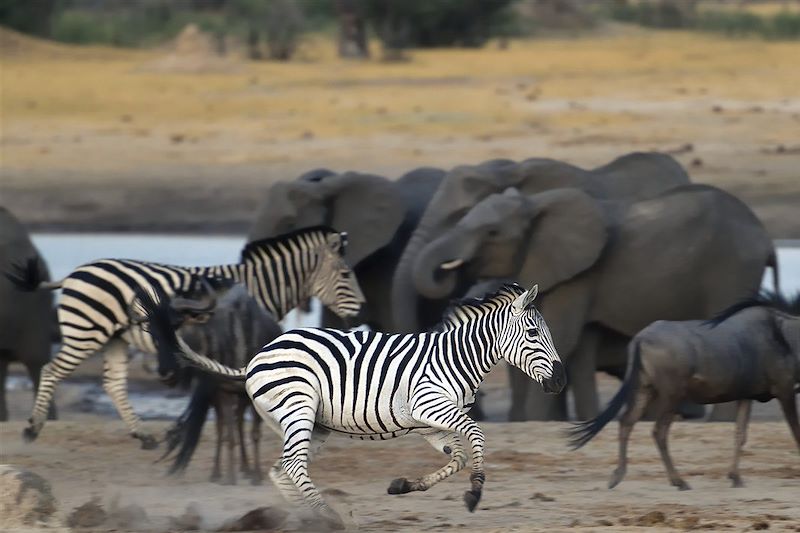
[[708, 401, 738, 422], [26, 363, 57, 420], [568, 329, 599, 421], [0, 358, 8, 421]]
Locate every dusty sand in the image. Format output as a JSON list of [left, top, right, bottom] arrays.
[[2, 362, 799, 532], [1, 418, 798, 532]]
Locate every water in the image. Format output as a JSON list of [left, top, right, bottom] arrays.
[[32, 233, 800, 298]]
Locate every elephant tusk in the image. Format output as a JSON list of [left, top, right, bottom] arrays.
[[439, 258, 465, 271]]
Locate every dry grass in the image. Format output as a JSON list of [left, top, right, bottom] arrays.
[[2, 28, 799, 237], [3, 29, 799, 139]]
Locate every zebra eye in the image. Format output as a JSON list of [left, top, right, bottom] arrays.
[[526, 327, 539, 338]]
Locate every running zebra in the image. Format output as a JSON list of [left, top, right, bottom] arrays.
[[7, 227, 364, 449], [141, 282, 565, 527]]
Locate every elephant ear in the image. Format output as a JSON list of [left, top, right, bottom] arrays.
[[247, 179, 327, 242], [322, 172, 406, 266], [517, 188, 609, 293]]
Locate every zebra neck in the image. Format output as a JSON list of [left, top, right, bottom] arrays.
[[438, 315, 502, 393], [239, 262, 309, 320]]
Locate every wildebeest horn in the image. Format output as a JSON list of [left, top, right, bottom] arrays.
[[170, 277, 217, 314]]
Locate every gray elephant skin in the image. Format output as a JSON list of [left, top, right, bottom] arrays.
[[410, 184, 776, 421], [249, 167, 444, 331], [0, 207, 56, 421], [390, 152, 691, 335]]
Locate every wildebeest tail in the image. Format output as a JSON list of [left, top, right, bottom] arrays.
[[566, 341, 643, 450], [5, 257, 62, 291], [162, 377, 215, 475]]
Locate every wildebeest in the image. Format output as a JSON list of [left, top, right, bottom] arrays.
[[568, 292, 800, 490], [132, 281, 281, 484]]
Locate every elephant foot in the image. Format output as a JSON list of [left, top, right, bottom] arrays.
[[728, 472, 744, 488], [134, 433, 158, 450], [463, 489, 482, 512], [387, 477, 413, 495]]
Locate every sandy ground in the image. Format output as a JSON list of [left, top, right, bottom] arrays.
[[2, 418, 799, 532], [2, 362, 799, 532]]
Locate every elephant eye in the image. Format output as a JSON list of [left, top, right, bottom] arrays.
[[526, 327, 539, 338]]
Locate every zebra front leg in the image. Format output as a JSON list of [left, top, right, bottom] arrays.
[[388, 430, 466, 494], [25, 345, 95, 442], [102, 339, 157, 449], [410, 396, 486, 512]]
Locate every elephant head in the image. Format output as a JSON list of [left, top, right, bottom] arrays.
[[391, 158, 597, 332], [412, 188, 610, 307], [249, 171, 406, 268], [390, 152, 689, 332]]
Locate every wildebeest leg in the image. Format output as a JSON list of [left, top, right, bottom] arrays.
[[0, 358, 9, 421], [777, 393, 800, 452], [223, 393, 237, 485], [26, 363, 57, 420], [210, 395, 224, 483], [235, 394, 251, 476], [610, 387, 650, 489], [728, 399, 752, 488], [653, 409, 689, 490], [250, 407, 264, 485]]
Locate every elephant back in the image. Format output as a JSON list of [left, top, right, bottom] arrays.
[[591, 184, 772, 335], [590, 152, 690, 204]]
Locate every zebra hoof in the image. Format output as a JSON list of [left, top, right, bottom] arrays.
[[137, 434, 159, 450], [22, 426, 39, 443], [387, 477, 412, 495], [463, 489, 481, 512]]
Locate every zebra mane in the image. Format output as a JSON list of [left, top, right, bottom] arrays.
[[240, 225, 338, 262], [705, 290, 800, 328], [431, 283, 526, 332]]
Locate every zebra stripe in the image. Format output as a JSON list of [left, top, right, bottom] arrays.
[[151, 283, 565, 525], [23, 227, 363, 448]]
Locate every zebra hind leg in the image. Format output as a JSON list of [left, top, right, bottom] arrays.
[[102, 339, 157, 449], [268, 428, 330, 507], [388, 430, 466, 495], [25, 345, 96, 442]]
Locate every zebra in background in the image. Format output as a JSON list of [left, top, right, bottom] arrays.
[[141, 282, 565, 527], [7, 227, 364, 449]]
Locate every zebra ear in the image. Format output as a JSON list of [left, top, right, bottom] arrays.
[[339, 232, 349, 254], [524, 284, 539, 307], [511, 290, 528, 316]]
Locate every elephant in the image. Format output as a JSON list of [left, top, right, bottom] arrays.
[[0, 206, 56, 421], [390, 151, 691, 335], [249, 167, 444, 331], [410, 184, 776, 421]]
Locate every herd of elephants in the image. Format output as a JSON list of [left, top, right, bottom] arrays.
[[0, 151, 782, 427]]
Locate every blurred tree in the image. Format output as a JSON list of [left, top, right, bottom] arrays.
[[335, 0, 369, 58], [227, 0, 304, 61], [363, 0, 515, 59], [0, 0, 57, 37]]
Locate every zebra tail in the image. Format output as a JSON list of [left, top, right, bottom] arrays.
[[5, 257, 63, 291], [168, 376, 215, 475], [566, 340, 643, 450], [176, 336, 247, 381]]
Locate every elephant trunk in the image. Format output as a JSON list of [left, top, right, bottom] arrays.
[[413, 231, 476, 300], [391, 227, 429, 332]]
